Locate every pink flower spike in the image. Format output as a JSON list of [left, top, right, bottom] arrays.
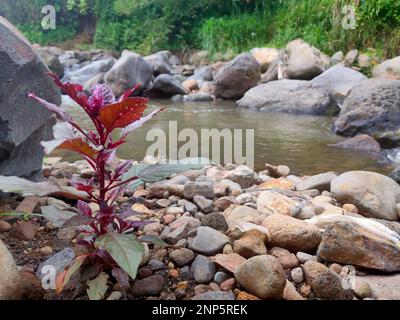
[[28, 92, 72, 122]]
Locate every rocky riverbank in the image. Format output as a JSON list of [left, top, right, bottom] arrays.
[[33, 39, 400, 174], [1, 158, 400, 300]]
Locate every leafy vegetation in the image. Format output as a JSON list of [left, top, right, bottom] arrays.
[[0, 0, 399, 57]]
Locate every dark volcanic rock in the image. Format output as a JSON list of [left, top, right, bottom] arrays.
[[0, 17, 60, 180]]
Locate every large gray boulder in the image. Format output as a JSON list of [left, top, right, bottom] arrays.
[[311, 65, 367, 104], [145, 74, 189, 98], [372, 56, 400, 80], [105, 50, 153, 97], [0, 17, 60, 180], [144, 51, 171, 76], [331, 171, 400, 221], [63, 58, 115, 86], [237, 80, 335, 115], [334, 78, 400, 147], [214, 53, 260, 99], [285, 39, 330, 80]]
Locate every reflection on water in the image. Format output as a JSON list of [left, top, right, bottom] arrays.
[[56, 97, 393, 175]]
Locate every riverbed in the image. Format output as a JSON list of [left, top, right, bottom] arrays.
[[58, 97, 393, 175]]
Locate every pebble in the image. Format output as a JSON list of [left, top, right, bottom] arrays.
[[184, 181, 215, 200], [269, 247, 299, 270], [296, 252, 317, 264], [193, 195, 213, 214], [107, 291, 123, 300], [214, 271, 231, 285], [180, 266, 191, 281], [131, 275, 165, 297], [9, 221, 38, 241], [233, 230, 267, 258], [188, 226, 230, 255], [39, 246, 53, 256], [0, 220, 12, 233], [209, 282, 220, 291], [191, 255, 216, 284], [220, 278, 236, 291], [291, 267, 304, 284], [178, 199, 198, 214], [201, 212, 229, 231], [169, 248, 195, 267], [214, 197, 237, 211], [148, 259, 165, 271]]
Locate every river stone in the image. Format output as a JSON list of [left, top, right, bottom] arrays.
[[188, 226, 229, 255], [144, 51, 171, 75], [331, 134, 381, 153], [233, 230, 267, 258], [237, 80, 335, 115], [311, 65, 367, 104], [234, 255, 286, 300], [184, 181, 215, 200], [188, 65, 213, 82], [36, 248, 75, 282], [214, 53, 260, 99], [146, 74, 189, 98], [354, 274, 400, 300], [303, 260, 353, 300], [192, 290, 235, 300], [263, 214, 322, 252], [131, 275, 165, 297], [0, 239, 22, 299], [224, 205, 270, 230], [331, 51, 344, 65], [222, 165, 257, 189], [269, 247, 299, 270], [334, 78, 400, 148], [169, 248, 195, 267], [193, 195, 213, 213], [35, 46, 64, 78], [372, 56, 400, 80], [64, 58, 115, 85], [191, 255, 216, 284], [285, 39, 330, 80], [317, 222, 400, 272], [105, 50, 153, 97], [0, 17, 61, 180], [257, 191, 302, 216], [250, 47, 280, 72], [201, 212, 229, 231], [331, 171, 400, 221], [295, 172, 337, 192]]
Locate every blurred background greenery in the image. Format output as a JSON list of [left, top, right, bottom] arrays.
[[1, 0, 399, 58]]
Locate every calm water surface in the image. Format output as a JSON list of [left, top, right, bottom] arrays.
[[57, 97, 392, 175]]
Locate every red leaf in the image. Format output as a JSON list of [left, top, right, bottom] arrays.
[[57, 139, 98, 160], [98, 97, 148, 132], [48, 73, 91, 112], [77, 200, 93, 217], [119, 84, 141, 102]]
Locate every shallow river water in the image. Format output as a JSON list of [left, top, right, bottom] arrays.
[[58, 97, 393, 175]]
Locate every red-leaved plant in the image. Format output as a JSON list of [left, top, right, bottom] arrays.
[[28, 73, 164, 295]]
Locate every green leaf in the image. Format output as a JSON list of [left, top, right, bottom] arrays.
[[122, 163, 205, 184], [139, 235, 168, 247], [41, 205, 77, 227], [95, 232, 144, 280], [86, 272, 109, 301]]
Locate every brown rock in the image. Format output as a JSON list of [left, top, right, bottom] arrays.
[[317, 222, 400, 272], [0, 220, 12, 233], [9, 221, 38, 240], [182, 79, 199, 91], [263, 214, 322, 252], [15, 196, 40, 214], [215, 197, 237, 212], [211, 253, 246, 274], [0, 239, 22, 299], [283, 280, 305, 300], [302, 260, 353, 300], [233, 230, 267, 258], [257, 191, 301, 216], [236, 291, 260, 300], [220, 278, 236, 291], [259, 178, 295, 190], [234, 255, 287, 300], [269, 247, 299, 270]]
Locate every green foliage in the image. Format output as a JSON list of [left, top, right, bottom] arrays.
[[1, 0, 400, 57]]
